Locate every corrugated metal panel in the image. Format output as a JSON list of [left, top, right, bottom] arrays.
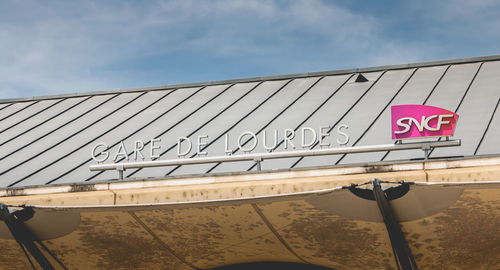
[[297, 69, 415, 168], [0, 97, 87, 150], [0, 101, 37, 123], [0, 56, 500, 186], [432, 61, 500, 157], [340, 65, 448, 164]]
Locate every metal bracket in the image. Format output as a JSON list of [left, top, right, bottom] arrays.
[[253, 156, 263, 171], [116, 164, 125, 180], [421, 143, 431, 160]]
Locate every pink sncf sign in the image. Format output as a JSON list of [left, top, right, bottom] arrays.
[[391, 105, 458, 140]]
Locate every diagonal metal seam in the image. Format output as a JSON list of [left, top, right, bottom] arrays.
[[335, 68, 419, 165], [207, 75, 326, 173], [166, 81, 267, 175], [246, 74, 356, 171], [427, 62, 485, 158], [0, 96, 93, 149], [233, 76, 326, 171], [6, 92, 147, 187], [45, 89, 177, 184], [86, 86, 209, 181], [251, 203, 310, 265], [0, 94, 117, 161], [474, 96, 500, 155], [0, 98, 67, 134], [125, 83, 237, 178], [0, 100, 40, 122], [290, 70, 388, 168], [380, 65, 452, 161], [0, 103, 14, 113], [127, 211, 201, 270], [205, 79, 295, 173]]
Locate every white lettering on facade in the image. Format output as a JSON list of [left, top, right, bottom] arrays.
[[224, 134, 232, 155], [336, 124, 349, 145], [150, 138, 161, 159], [113, 141, 129, 162], [319, 125, 330, 148], [133, 140, 145, 161], [91, 143, 109, 162], [301, 127, 317, 148], [91, 124, 351, 162], [263, 130, 278, 152], [238, 131, 258, 152], [177, 137, 192, 157], [283, 129, 296, 150], [197, 135, 209, 156]]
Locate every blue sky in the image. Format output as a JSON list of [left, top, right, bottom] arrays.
[[1, 0, 500, 99]]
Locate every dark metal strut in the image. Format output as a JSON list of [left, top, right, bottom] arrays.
[[349, 179, 418, 270], [371, 179, 418, 270], [0, 204, 56, 270]]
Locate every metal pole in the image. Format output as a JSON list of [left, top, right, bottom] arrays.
[[90, 140, 460, 172], [371, 179, 418, 270]]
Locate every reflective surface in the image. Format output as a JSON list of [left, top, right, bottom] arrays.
[[0, 182, 497, 269]]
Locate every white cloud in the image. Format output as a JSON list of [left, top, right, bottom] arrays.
[[1, 0, 496, 99]]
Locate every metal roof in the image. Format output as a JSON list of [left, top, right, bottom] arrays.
[[1, 55, 500, 188]]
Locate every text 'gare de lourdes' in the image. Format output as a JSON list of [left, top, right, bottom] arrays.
[[91, 125, 350, 163]]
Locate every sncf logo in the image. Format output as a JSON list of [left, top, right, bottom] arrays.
[[391, 105, 458, 140]]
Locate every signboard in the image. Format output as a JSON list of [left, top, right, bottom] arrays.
[[391, 105, 458, 140], [91, 125, 350, 163]]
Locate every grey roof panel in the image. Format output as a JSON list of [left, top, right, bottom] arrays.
[[166, 78, 307, 176], [88, 84, 232, 182], [209, 76, 344, 174], [432, 61, 500, 158], [296, 69, 415, 168], [120, 82, 255, 180], [184, 74, 353, 175], [1, 55, 500, 187], [1, 93, 143, 187], [0, 99, 59, 132], [384, 62, 482, 161], [250, 72, 384, 172], [136, 79, 315, 178], [0, 95, 112, 163], [475, 97, 500, 155], [0, 97, 86, 148], [0, 103, 12, 111], [50, 87, 201, 184], [21, 90, 174, 186], [339, 65, 449, 164], [0, 101, 36, 123]]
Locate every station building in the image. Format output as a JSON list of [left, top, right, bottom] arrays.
[[0, 55, 499, 269]]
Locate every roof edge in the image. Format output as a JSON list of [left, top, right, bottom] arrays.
[[3, 54, 500, 104]]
